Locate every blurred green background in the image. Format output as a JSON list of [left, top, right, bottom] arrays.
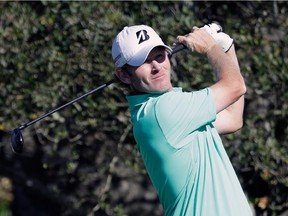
[[0, 1, 287, 216]]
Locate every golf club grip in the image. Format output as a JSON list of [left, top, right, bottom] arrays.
[[171, 43, 187, 55]]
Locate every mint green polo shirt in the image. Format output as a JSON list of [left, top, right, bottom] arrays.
[[126, 87, 252, 216]]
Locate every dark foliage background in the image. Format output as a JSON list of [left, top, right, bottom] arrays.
[[0, 1, 287, 216]]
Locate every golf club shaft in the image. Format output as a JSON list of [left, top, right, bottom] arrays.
[[17, 44, 186, 131], [18, 79, 114, 130]]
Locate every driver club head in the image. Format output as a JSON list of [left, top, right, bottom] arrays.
[[11, 128, 24, 154]]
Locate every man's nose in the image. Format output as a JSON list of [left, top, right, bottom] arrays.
[[151, 60, 161, 72]]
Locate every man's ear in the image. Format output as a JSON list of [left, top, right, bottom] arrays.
[[114, 68, 131, 85]]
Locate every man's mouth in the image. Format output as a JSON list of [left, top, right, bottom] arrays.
[[152, 72, 166, 80]]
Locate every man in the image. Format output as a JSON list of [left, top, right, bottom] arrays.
[[111, 24, 252, 216]]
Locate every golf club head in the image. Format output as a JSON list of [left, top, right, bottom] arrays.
[[11, 128, 24, 154]]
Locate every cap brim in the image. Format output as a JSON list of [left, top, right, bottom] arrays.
[[127, 44, 172, 67]]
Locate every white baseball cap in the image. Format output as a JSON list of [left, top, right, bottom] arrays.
[[112, 25, 172, 68]]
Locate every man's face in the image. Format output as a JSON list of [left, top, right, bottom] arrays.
[[122, 46, 172, 94]]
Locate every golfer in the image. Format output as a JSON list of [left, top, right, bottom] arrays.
[[111, 24, 252, 216]]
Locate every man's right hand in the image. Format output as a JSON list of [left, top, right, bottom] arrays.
[[176, 26, 219, 55]]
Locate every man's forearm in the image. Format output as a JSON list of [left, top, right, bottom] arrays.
[[208, 44, 246, 113], [208, 45, 244, 89], [225, 45, 245, 112], [213, 45, 246, 134]]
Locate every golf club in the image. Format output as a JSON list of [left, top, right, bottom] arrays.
[[10, 43, 187, 154]]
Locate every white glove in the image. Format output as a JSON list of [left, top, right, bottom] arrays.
[[201, 23, 233, 52]]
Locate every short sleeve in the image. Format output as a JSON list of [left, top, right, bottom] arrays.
[[155, 88, 216, 148]]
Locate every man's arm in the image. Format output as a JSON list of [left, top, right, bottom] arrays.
[[177, 27, 246, 134], [212, 45, 245, 134]]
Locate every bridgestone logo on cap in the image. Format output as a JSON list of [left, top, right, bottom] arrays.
[[136, 30, 150, 44]]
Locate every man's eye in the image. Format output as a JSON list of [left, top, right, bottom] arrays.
[[155, 54, 163, 59], [155, 53, 165, 62]]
